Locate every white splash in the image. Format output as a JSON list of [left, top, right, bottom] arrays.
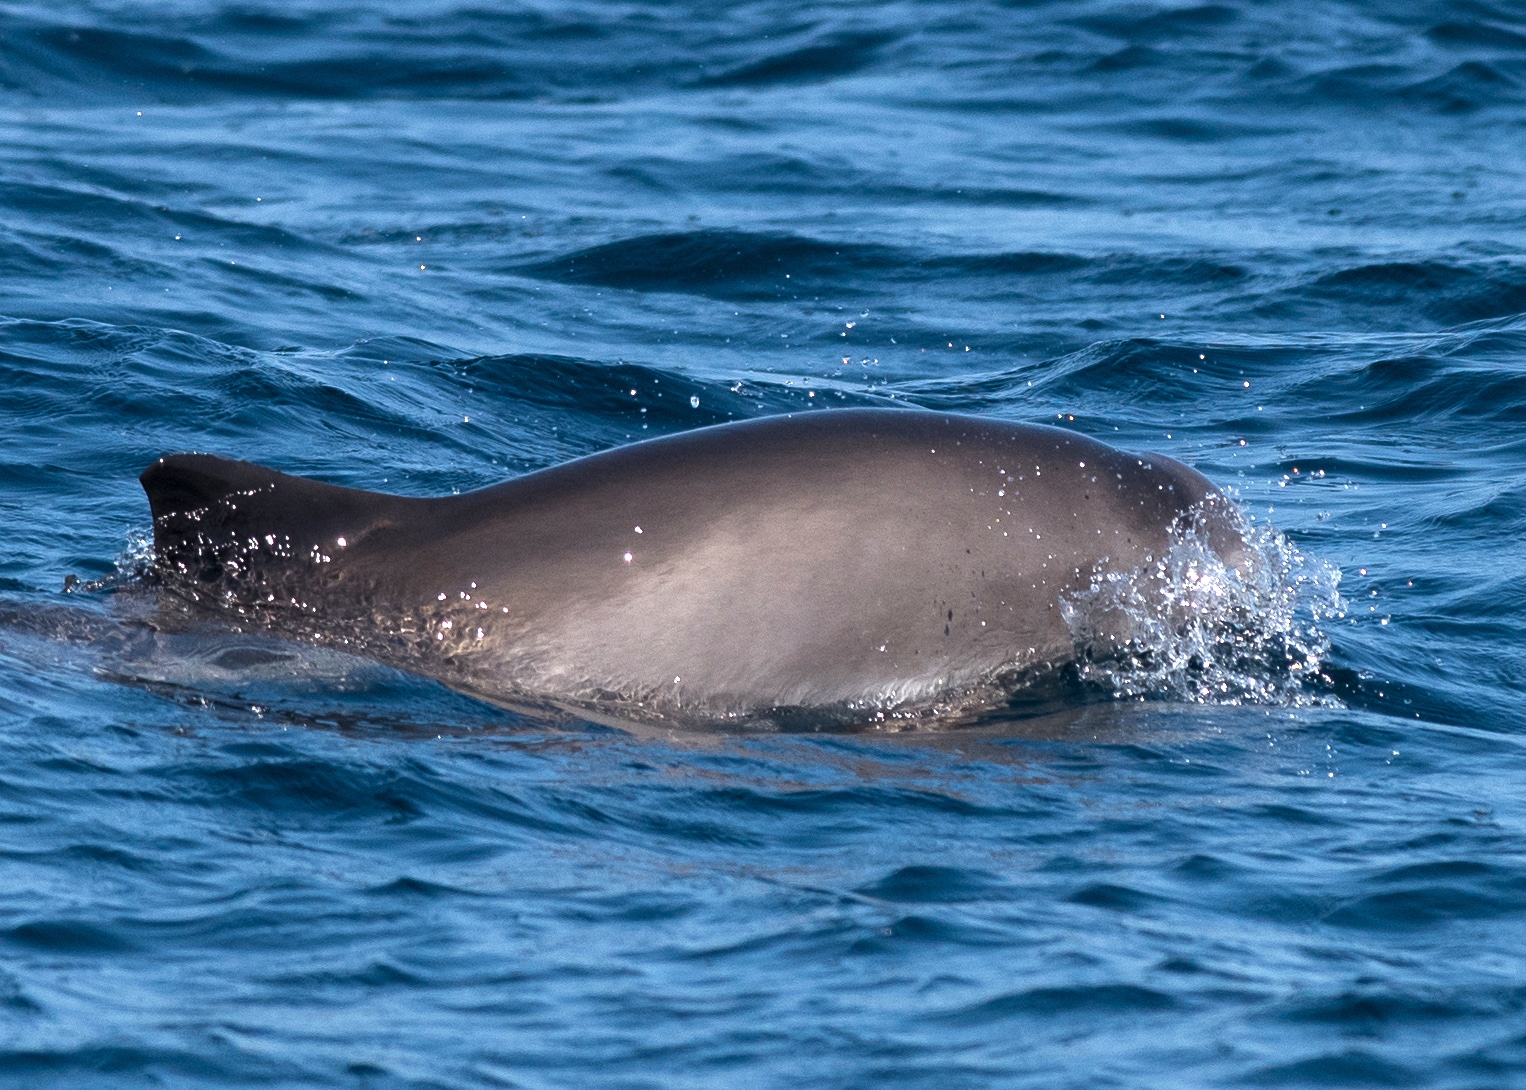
[[66, 529, 157, 594], [1060, 505, 1345, 706]]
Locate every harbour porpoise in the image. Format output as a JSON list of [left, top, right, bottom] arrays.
[[140, 408, 1249, 722]]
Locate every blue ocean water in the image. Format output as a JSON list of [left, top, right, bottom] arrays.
[[2, 0, 1526, 1085]]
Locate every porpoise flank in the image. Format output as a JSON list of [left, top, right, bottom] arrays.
[[140, 409, 1247, 720]]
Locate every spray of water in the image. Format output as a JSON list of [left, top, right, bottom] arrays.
[[1060, 505, 1345, 707], [63, 529, 156, 595]]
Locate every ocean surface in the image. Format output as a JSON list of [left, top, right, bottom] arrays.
[[2, 0, 1526, 1085]]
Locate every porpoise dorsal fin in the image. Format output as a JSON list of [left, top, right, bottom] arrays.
[[140, 454, 422, 568]]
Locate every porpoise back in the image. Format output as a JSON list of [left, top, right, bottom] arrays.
[[141, 409, 1244, 718]]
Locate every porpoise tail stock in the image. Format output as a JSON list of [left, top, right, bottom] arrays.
[[139, 409, 1331, 726]]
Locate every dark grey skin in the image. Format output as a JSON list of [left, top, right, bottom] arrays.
[[141, 409, 1246, 720]]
